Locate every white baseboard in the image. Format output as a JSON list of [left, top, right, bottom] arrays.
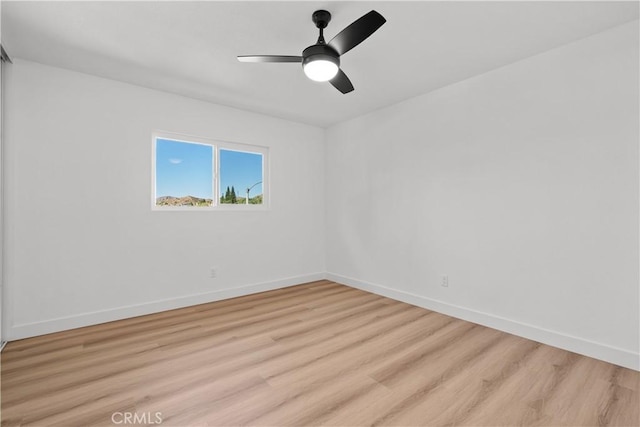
[[0, 340, 6, 352], [8, 272, 326, 341], [8, 271, 638, 371], [327, 272, 639, 371]]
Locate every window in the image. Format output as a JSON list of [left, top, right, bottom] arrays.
[[154, 138, 214, 207], [152, 132, 268, 209], [219, 149, 264, 205]]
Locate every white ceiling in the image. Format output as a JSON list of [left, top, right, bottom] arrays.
[[2, 1, 638, 128]]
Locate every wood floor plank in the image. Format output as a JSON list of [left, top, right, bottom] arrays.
[[2, 281, 638, 426], [385, 335, 541, 426]]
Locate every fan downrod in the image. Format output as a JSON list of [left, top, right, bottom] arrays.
[[312, 10, 331, 29]]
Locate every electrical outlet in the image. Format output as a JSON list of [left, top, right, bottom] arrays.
[[441, 275, 449, 287], [210, 267, 218, 279]]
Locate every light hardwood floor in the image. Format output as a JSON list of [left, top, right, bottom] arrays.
[[1, 280, 638, 426]]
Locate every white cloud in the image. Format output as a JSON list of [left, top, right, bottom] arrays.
[[169, 158, 183, 164]]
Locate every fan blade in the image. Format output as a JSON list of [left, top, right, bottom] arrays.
[[328, 10, 386, 56], [237, 55, 302, 63], [330, 69, 354, 94]]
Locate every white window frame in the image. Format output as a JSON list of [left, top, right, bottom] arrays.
[[152, 131, 269, 211]]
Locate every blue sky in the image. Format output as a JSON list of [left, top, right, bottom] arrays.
[[155, 139, 263, 200], [156, 139, 213, 198], [220, 149, 263, 199]]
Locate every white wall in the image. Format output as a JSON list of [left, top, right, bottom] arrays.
[[3, 59, 325, 339], [325, 21, 639, 370]]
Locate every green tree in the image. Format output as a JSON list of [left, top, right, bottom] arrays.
[[224, 186, 231, 203], [230, 186, 237, 204]]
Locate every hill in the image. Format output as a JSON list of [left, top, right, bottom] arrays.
[[156, 196, 213, 207]]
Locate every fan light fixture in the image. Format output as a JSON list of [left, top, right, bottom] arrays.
[[302, 44, 340, 82], [303, 57, 339, 82]]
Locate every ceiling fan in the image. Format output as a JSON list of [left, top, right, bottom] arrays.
[[238, 10, 386, 94]]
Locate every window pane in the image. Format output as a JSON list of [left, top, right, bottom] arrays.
[[155, 139, 213, 207], [219, 149, 263, 205]]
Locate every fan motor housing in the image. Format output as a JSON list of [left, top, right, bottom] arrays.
[[302, 44, 340, 68]]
